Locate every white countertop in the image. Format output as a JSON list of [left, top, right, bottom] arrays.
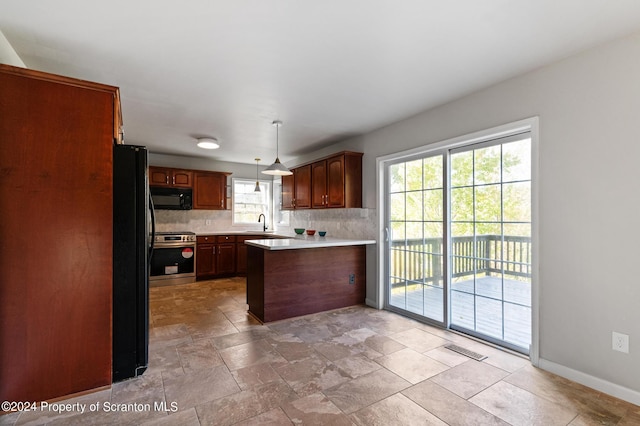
[[197, 231, 283, 236], [245, 235, 376, 250]]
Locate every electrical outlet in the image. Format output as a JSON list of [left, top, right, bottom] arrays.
[[349, 274, 355, 285], [612, 331, 629, 353], [205, 219, 211, 226]]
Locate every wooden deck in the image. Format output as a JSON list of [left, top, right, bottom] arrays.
[[390, 276, 531, 351]]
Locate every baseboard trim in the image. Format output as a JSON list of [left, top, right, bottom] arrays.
[[538, 358, 640, 406], [365, 298, 379, 309]]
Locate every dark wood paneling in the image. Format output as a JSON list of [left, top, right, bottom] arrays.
[[0, 65, 114, 402], [246, 246, 265, 320], [247, 245, 366, 322]]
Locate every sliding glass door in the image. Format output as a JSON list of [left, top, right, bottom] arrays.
[[385, 132, 532, 353], [449, 135, 532, 352], [388, 154, 445, 324]]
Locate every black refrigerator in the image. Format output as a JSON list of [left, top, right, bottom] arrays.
[[113, 144, 154, 382]]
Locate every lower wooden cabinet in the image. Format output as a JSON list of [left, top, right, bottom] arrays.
[[216, 235, 236, 277], [197, 234, 274, 279], [196, 243, 216, 276], [196, 235, 237, 279]]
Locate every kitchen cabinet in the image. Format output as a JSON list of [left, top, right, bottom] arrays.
[[311, 160, 328, 208], [282, 164, 312, 210], [281, 173, 295, 211], [0, 64, 116, 402], [196, 235, 236, 278], [282, 151, 363, 211], [294, 165, 312, 209], [149, 166, 193, 188], [323, 153, 363, 208], [216, 235, 236, 274], [197, 234, 280, 278], [193, 171, 229, 210], [196, 239, 216, 277]]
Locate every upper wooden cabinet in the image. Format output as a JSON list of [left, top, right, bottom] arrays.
[[281, 174, 295, 211], [193, 171, 230, 210], [284, 151, 362, 210], [312, 160, 328, 208], [294, 164, 312, 209], [149, 166, 193, 188]]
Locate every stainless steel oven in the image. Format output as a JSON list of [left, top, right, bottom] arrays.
[[149, 232, 196, 286]]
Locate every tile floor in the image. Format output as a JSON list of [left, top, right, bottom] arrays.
[[3, 277, 639, 425]]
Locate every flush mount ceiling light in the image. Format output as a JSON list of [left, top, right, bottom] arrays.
[[254, 158, 261, 192], [197, 137, 220, 150], [262, 120, 292, 176]]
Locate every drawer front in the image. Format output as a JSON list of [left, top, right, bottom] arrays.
[[216, 235, 237, 243], [197, 235, 215, 243]]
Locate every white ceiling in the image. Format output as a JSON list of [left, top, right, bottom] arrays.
[[3, 1, 640, 165]]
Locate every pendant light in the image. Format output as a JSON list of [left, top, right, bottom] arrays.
[[262, 120, 292, 176], [254, 158, 261, 192]]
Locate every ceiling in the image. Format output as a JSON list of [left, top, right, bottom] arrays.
[[3, 1, 640, 165]]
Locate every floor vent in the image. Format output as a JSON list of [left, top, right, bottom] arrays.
[[445, 344, 487, 361]]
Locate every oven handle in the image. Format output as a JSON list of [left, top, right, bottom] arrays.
[[154, 242, 196, 248]]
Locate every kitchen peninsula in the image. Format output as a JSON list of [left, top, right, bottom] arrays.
[[245, 236, 375, 322]]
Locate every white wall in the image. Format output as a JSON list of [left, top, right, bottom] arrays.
[[315, 31, 640, 402], [0, 30, 25, 68]]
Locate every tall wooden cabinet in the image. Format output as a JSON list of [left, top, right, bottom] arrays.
[[0, 64, 117, 402]]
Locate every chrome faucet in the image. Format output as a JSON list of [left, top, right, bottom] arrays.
[[258, 214, 267, 232]]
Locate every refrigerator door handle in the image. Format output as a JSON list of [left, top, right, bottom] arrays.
[[148, 192, 156, 264]]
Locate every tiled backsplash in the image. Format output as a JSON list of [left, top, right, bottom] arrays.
[[285, 209, 377, 240], [154, 208, 377, 239]]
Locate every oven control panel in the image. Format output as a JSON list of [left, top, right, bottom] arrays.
[[154, 233, 196, 243]]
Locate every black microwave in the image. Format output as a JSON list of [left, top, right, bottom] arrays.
[[150, 187, 192, 210]]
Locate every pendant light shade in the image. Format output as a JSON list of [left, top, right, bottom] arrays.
[[254, 158, 261, 192], [262, 120, 292, 176]]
